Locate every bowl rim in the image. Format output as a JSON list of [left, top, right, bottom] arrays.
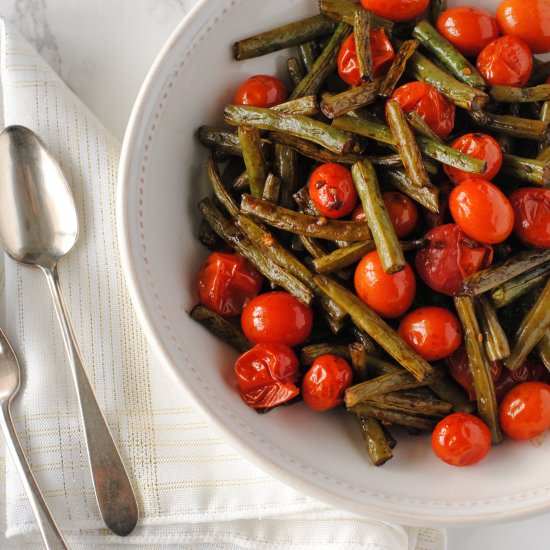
[[117, 0, 550, 527]]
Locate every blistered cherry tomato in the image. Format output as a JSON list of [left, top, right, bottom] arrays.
[[432, 412, 492, 466], [509, 187, 550, 248], [308, 163, 358, 218], [444, 133, 503, 184], [494, 357, 547, 402], [398, 307, 462, 361], [302, 355, 353, 412], [499, 381, 550, 440], [337, 30, 395, 86], [241, 291, 313, 346], [436, 7, 500, 56], [234, 344, 300, 409], [198, 252, 263, 317], [415, 224, 493, 296], [360, 0, 429, 23], [391, 81, 455, 139], [447, 346, 502, 401], [449, 179, 514, 244], [234, 75, 288, 108], [477, 36, 533, 87], [352, 191, 418, 238], [354, 250, 416, 318], [497, 0, 550, 54]]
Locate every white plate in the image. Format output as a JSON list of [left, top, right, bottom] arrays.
[[118, 0, 550, 526]]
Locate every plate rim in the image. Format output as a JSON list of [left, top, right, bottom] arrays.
[[117, 0, 550, 527]]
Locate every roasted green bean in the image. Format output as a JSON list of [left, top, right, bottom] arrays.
[[454, 296, 502, 444], [190, 305, 252, 353], [489, 262, 550, 308], [412, 20, 485, 89], [357, 415, 394, 466], [501, 154, 550, 186], [273, 143, 299, 209], [352, 159, 406, 273], [379, 39, 419, 97], [490, 84, 550, 103], [314, 275, 435, 381], [385, 169, 440, 213], [319, 0, 394, 30], [272, 95, 320, 116], [538, 330, 550, 372], [291, 22, 352, 99], [407, 111, 443, 143], [354, 8, 373, 81], [226, 105, 357, 154], [365, 390, 452, 417], [300, 343, 351, 366], [287, 57, 305, 88], [233, 15, 336, 60], [471, 111, 550, 142], [198, 126, 270, 157], [262, 173, 281, 203], [349, 342, 369, 381], [476, 296, 511, 362], [429, 0, 447, 23], [241, 194, 373, 241], [349, 404, 438, 431], [207, 157, 239, 217], [461, 249, 550, 296], [320, 81, 379, 118], [238, 126, 268, 198], [506, 278, 550, 371], [386, 99, 432, 189], [299, 41, 319, 73]]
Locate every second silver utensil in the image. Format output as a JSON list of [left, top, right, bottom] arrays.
[[0, 125, 138, 536], [0, 328, 69, 549]]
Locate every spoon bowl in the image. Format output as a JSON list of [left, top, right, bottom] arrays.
[[0, 125, 78, 268]]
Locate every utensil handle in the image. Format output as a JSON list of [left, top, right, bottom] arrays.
[[0, 403, 69, 550], [41, 266, 138, 536]]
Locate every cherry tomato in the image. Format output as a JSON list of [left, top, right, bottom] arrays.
[[198, 252, 263, 317], [509, 187, 550, 248], [354, 250, 416, 318], [352, 191, 418, 238], [449, 179, 515, 244], [337, 30, 395, 86], [241, 291, 313, 347], [360, 0, 429, 23], [302, 355, 353, 412], [497, 0, 550, 54], [415, 224, 494, 296], [398, 306, 462, 361], [494, 357, 547, 402], [436, 7, 500, 57], [233, 75, 288, 108], [476, 36, 533, 87], [444, 133, 503, 184], [499, 381, 550, 440], [391, 81, 455, 139], [234, 343, 300, 409], [308, 163, 358, 218], [446, 346, 502, 401], [432, 412, 492, 466]]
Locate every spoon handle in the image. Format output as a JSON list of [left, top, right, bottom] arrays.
[[41, 265, 138, 536], [0, 402, 69, 549]]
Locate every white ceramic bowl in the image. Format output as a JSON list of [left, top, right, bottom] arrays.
[[118, 0, 550, 526]]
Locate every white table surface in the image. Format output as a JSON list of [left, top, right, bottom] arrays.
[[0, 1, 548, 548]]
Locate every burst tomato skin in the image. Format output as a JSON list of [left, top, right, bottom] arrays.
[[497, 0, 550, 54], [360, 0, 430, 23], [446, 346, 503, 401], [449, 179, 515, 244], [198, 252, 263, 317], [444, 133, 503, 184], [494, 358, 547, 402], [415, 224, 494, 296], [352, 192, 418, 238], [302, 355, 353, 412], [337, 30, 395, 86], [499, 381, 550, 440], [391, 81, 456, 139], [476, 35, 533, 87], [432, 413, 492, 467], [234, 344, 300, 409], [354, 251, 416, 318], [509, 187, 550, 248], [308, 163, 358, 218], [234, 75, 288, 107], [437, 7, 500, 56], [398, 307, 463, 361], [241, 292, 313, 347]]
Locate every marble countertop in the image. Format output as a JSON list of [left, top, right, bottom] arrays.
[[0, 1, 548, 548]]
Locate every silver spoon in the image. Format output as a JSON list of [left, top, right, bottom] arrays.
[[0, 327, 69, 549], [0, 125, 138, 536]]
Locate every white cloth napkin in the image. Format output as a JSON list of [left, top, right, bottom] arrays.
[[0, 19, 445, 550]]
